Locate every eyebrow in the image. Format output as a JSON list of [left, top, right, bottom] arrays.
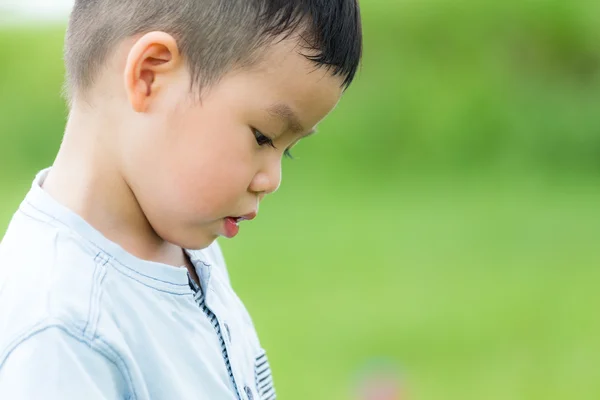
[[266, 103, 317, 137]]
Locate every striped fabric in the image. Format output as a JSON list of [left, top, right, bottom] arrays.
[[255, 351, 276, 400], [192, 284, 241, 400]]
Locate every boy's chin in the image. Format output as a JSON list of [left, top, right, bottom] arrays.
[[181, 236, 218, 251], [161, 229, 218, 252]]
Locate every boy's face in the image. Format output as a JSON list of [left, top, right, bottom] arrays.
[[119, 34, 344, 249]]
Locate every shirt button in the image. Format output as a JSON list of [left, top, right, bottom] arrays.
[[224, 323, 232, 343], [244, 385, 254, 400]]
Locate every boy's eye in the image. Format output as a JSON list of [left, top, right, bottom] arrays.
[[252, 128, 276, 148], [252, 128, 295, 160], [283, 149, 295, 160]]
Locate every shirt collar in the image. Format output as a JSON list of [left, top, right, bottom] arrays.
[[21, 168, 212, 295]]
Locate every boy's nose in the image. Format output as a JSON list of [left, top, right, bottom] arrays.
[[249, 160, 281, 196]]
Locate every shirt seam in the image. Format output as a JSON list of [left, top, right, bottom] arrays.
[[83, 253, 109, 340], [107, 259, 193, 296], [19, 203, 190, 289], [0, 319, 136, 399]]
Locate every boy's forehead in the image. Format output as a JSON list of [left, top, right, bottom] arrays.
[[223, 37, 344, 128], [250, 35, 340, 81]]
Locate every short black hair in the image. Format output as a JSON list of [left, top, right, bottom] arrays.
[[64, 0, 362, 98]]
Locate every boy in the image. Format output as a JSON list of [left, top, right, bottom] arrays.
[[0, 0, 362, 398]]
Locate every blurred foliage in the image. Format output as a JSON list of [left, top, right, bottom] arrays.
[[2, 0, 600, 178], [335, 0, 600, 175], [1, 1, 600, 399]]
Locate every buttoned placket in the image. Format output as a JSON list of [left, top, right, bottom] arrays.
[[187, 256, 253, 400]]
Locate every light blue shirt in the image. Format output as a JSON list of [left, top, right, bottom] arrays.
[[0, 170, 276, 400]]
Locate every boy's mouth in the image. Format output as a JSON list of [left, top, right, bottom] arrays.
[[235, 212, 257, 222], [223, 212, 257, 238]]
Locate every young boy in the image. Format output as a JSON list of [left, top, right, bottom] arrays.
[[0, 0, 362, 398]]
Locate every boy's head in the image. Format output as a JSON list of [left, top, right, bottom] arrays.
[[61, 0, 362, 250], [65, 0, 362, 100]]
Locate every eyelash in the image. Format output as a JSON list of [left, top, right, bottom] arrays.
[[252, 128, 294, 160]]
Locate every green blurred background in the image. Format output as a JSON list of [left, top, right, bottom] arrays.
[[1, 0, 600, 399]]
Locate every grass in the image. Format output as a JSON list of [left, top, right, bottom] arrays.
[[217, 172, 600, 399]]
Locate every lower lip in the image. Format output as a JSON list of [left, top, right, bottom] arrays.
[[223, 217, 240, 238]]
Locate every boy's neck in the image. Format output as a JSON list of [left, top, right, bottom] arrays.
[[43, 105, 190, 270]]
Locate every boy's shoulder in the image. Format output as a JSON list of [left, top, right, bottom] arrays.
[[0, 204, 101, 353]]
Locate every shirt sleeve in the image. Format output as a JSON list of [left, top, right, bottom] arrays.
[[0, 326, 129, 400]]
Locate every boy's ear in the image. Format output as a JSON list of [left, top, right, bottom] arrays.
[[124, 31, 181, 112]]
